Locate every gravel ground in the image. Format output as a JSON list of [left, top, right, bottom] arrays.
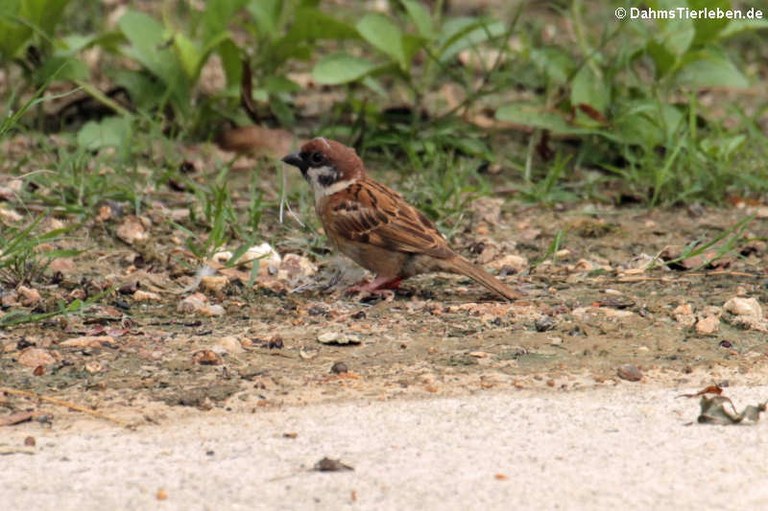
[[2, 384, 768, 511]]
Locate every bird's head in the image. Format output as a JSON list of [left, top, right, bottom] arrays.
[[281, 138, 364, 197]]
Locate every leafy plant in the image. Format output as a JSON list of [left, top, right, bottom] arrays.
[[496, 0, 768, 205]]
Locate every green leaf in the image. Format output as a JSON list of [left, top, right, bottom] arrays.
[[77, 116, 133, 151], [0, 0, 71, 58], [530, 47, 575, 85], [35, 55, 88, 82], [312, 53, 378, 84], [246, 0, 282, 39], [614, 100, 683, 145], [118, 10, 190, 107], [402, 0, 434, 39], [0, 0, 32, 58], [173, 32, 201, 80], [22, 0, 71, 36], [720, 18, 768, 38], [217, 38, 242, 90], [496, 103, 600, 136], [674, 49, 748, 88], [288, 7, 359, 40], [438, 17, 505, 62], [117, 10, 173, 81], [571, 66, 608, 115], [202, 0, 248, 43], [357, 13, 406, 69], [646, 40, 677, 77], [688, 0, 731, 46]]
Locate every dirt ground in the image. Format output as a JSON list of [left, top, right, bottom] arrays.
[[2, 198, 768, 427]]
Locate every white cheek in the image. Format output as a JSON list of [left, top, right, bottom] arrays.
[[307, 166, 355, 200]]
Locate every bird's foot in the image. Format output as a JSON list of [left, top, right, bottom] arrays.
[[345, 276, 402, 301]]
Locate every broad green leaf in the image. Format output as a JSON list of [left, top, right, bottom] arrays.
[[688, 0, 731, 46], [118, 10, 190, 107], [288, 7, 359, 40], [571, 66, 609, 115], [263, 75, 300, 93], [202, 0, 248, 43], [77, 116, 132, 151], [36, 55, 88, 82], [0, 0, 70, 58], [217, 38, 242, 90], [118, 10, 173, 81], [530, 47, 574, 85], [438, 17, 505, 61], [646, 40, 677, 77], [674, 49, 748, 88], [614, 100, 683, 145], [496, 103, 602, 136], [21, 0, 71, 36], [720, 18, 768, 38], [246, 0, 282, 39], [402, 0, 434, 39], [647, 1, 694, 56], [357, 13, 406, 69], [0, 0, 31, 58], [312, 53, 378, 84], [173, 32, 201, 80]]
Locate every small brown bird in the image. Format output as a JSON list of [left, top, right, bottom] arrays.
[[281, 137, 522, 301]]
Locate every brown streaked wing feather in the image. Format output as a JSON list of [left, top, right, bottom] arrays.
[[327, 179, 454, 259]]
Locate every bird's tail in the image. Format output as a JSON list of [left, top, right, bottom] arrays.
[[445, 256, 524, 301]]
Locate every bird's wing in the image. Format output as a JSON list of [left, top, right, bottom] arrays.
[[326, 179, 454, 259]]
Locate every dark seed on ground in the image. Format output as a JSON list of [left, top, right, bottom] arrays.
[[314, 457, 353, 472], [331, 362, 348, 374]]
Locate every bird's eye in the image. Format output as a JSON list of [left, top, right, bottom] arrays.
[[310, 152, 325, 165]]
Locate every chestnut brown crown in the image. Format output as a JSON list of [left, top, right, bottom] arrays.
[[281, 138, 365, 181]]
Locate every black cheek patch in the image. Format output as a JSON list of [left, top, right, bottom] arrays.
[[317, 168, 340, 187]]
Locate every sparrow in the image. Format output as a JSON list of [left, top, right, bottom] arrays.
[[281, 137, 523, 301]]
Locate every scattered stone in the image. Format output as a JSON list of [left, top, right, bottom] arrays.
[[133, 290, 162, 302], [278, 254, 318, 281], [60, 335, 115, 348], [192, 349, 222, 365], [116, 215, 149, 244], [213, 336, 244, 355], [16, 286, 41, 307], [17, 348, 56, 368], [673, 303, 696, 328], [0, 206, 23, 223], [488, 254, 528, 274], [723, 297, 762, 318], [178, 293, 225, 317], [85, 361, 103, 373], [723, 296, 768, 331], [200, 275, 229, 293], [695, 315, 720, 335], [317, 332, 362, 345], [1, 290, 19, 307], [617, 364, 643, 382], [534, 315, 556, 332]]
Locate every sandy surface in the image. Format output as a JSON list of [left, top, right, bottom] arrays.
[[2, 384, 768, 511]]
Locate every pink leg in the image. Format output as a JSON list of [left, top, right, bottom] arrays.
[[346, 276, 402, 296]]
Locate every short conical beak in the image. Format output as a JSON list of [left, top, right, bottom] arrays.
[[281, 152, 308, 172]]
